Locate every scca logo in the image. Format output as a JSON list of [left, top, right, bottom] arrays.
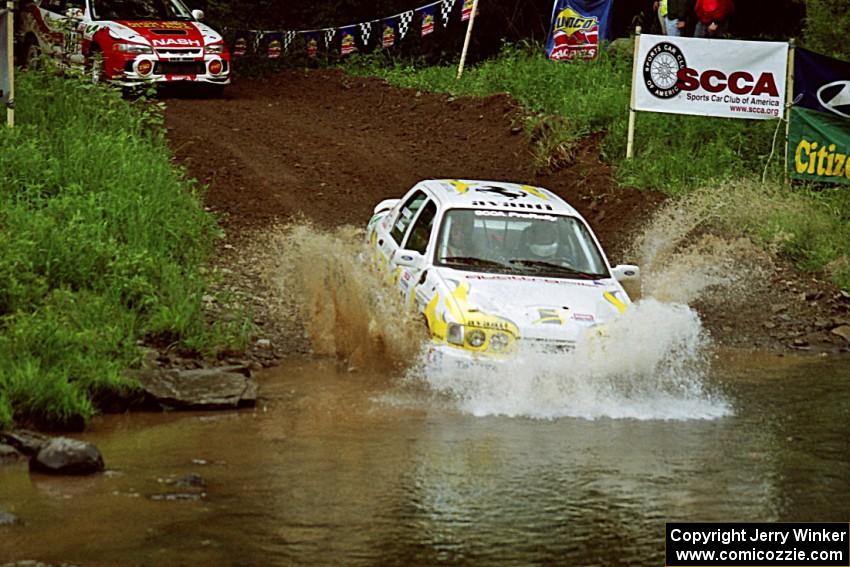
[[554, 8, 597, 37], [677, 69, 780, 97]]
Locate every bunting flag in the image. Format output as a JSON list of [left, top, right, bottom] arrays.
[[440, 0, 456, 27], [283, 30, 296, 52], [461, 0, 477, 21], [419, 4, 436, 36], [323, 28, 336, 48], [398, 10, 414, 39], [381, 19, 396, 48], [232, 31, 250, 56], [359, 21, 373, 46], [265, 32, 283, 58], [340, 25, 357, 55], [305, 31, 319, 57]]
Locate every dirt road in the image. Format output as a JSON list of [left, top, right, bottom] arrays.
[[164, 69, 850, 355]]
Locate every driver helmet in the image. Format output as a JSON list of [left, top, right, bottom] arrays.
[[448, 212, 474, 249], [525, 222, 559, 258]]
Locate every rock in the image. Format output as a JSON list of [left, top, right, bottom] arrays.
[[174, 473, 205, 488], [770, 304, 787, 314], [29, 437, 104, 476], [792, 338, 809, 347], [127, 366, 258, 410], [763, 322, 777, 330], [0, 510, 18, 525], [830, 325, 850, 343], [0, 444, 23, 464], [0, 430, 49, 456], [255, 339, 272, 349], [814, 318, 833, 330]]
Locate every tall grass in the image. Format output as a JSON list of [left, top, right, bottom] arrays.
[[345, 44, 849, 290], [0, 72, 249, 429]]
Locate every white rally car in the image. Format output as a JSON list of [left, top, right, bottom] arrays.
[[18, 0, 230, 89], [367, 180, 640, 361]]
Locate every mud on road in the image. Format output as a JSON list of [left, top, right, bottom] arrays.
[[163, 69, 850, 357]]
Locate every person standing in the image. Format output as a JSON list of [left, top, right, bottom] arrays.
[[694, 0, 734, 38], [665, 0, 693, 37]]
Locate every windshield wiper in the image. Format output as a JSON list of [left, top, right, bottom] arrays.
[[507, 259, 604, 279], [441, 256, 511, 269]]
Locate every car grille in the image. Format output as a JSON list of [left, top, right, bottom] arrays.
[[155, 48, 203, 58], [153, 61, 205, 75]]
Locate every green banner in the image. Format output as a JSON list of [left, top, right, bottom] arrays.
[[788, 106, 850, 185]]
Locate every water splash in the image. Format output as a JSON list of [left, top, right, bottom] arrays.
[[260, 221, 425, 370], [405, 299, 730, 421]]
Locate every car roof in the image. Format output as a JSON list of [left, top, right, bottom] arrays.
[[417, 179, 580, 216]]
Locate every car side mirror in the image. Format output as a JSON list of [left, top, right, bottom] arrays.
[[191, 9, 204, 21], [395, 250, 425, 269], [611, 264, 640, 282]]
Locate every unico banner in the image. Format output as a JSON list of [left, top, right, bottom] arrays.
[[788, 48, 850, 184], [634, 35, 788, 120], [546, 0, 612, 61]]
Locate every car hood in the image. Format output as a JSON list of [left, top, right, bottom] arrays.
[[104, 20, 222, 47], [434, 268, 628, 340]]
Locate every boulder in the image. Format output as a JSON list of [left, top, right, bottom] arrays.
[[831, 325, 850, 343], [127, 366, 258, 410], [0, 444, 22, 464], [29, 437, 104, 476], [0, 430, 49, 456]]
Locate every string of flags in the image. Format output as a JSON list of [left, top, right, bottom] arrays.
[[229, 0, 479, 58]]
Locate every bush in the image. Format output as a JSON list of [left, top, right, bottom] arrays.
[[0, 72, 249, 428], [804, 0, 850, 61]]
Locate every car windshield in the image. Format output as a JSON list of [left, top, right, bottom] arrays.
[[91, 0, 191, 20], [435, 209, 610, 279]]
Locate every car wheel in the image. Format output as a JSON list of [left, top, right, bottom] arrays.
[[21, 35, 41, 69]]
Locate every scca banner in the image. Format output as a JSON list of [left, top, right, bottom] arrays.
[[546, 0, 612, 61], [634, 35, 788, 120], [788, 48, 850, 184]]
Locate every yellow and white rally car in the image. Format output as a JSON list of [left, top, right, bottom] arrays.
[[366, 180, 641, 362]]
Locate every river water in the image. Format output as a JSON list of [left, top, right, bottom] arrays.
[[1, 350, 848, 566]]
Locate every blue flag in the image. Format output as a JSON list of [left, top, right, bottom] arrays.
[[546, 0, 612, 61], [795, 48, 850, 119], [419, 4, 437, 36]]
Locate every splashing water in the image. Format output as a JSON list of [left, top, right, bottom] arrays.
[[404, 299, 730, 421], [260, 222, 425, 370]]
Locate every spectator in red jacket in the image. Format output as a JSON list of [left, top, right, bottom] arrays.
[[694, 0, 734, 38]]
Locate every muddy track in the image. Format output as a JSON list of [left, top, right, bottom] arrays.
[[164, 69, 850, 356]]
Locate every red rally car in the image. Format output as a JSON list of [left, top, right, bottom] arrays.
[[18, 0, 231, 90]]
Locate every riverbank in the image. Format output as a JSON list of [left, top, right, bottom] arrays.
[[0, 72, 251, 430]]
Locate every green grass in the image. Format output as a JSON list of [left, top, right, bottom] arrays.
[[0, 72, 250, 429], [345, 44, 850, 291]]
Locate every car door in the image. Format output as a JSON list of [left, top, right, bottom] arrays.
[[373, 188, 428, 278], [395, 199, 437, 301]]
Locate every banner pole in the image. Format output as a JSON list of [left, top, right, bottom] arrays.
[[626, 26, 641, 160], [456, 0, 480, 80], [783, 39, 795, 187], [5, 0, 13, 127]]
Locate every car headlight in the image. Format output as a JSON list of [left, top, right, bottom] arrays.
[[466, 330, 486, 348], [205, 43, 225, 54], [489, 332, 510, 352], [114, 42, 153, 54]]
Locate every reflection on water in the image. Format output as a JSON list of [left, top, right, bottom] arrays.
[[1, 353, 849, 566]]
